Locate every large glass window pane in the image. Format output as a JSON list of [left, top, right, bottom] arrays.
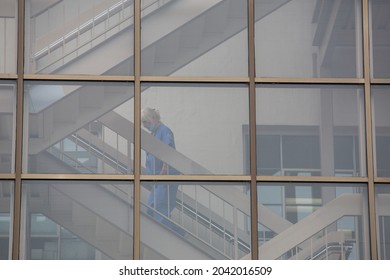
[[22, 180, 133, 260], [256, 85, 366, 177], [370, 0, 390, 78], [0, 0, 17, 73], [0, 81, 16, 173], [372, 86, 390, 177], [255, 0, 363, 78], [0, 181, 12, 260], [23, 81, 134, 174], [141, 83, 249, 175], [141, 0, 248, 77], [25, 0, 134, 75], [140, 181, 251, 260], [375, 184, 390, 260], [258, 183, 369, 260]]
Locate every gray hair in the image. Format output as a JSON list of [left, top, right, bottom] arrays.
[[141, 107, 161, 123]]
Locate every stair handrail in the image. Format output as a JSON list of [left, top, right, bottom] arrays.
[[32, 0, 175, 73], [48, 128, 251, 258], [48, 128, 366, 260], [33, 0, 133, 60], [256, 193, 364, 260], [47, 144, 97, 173]]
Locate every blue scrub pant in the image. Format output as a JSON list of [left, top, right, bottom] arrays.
[[147, 183, 185, 236]]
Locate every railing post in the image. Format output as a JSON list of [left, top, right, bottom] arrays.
[[233, 206, 238, 260]]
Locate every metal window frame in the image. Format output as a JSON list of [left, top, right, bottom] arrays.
[[0, 0, 388, 260]]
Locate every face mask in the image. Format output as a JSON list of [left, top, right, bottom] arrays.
[[143, 121, 157, 132], [148, 123, 157, 132]]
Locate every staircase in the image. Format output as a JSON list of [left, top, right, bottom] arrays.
[[27, 151, 238, 259], [26, 0, 293, 164], [28, 0, 292, 75]]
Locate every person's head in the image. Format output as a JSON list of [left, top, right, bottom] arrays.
[[141, 107, 161, 132]]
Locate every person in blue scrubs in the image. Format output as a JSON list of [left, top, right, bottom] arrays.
[[141, 107, 184, 235]]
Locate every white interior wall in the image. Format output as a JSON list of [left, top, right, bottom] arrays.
[[255, 0, 317, 77], [140, 1, 318, 174], [0, 17, 17, 73], [141, 85, 248, 175], [373, 91, 390, 127]]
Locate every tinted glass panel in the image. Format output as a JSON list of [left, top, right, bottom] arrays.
[[24, 81, 134, 174], [23, 181, 133, 260], [372, 86, 390, 177], [0, 181, 12, 260], [370, 0, 390, 78], [258, 183, 370, 260], [25, 0, 134, 75], [0, 0, 17, 73], [0, 82, 16, 173], [255, 0, 363, 78], [140, 182, 251, 260], [256, 85, 366, 177], [141, 83, 249, 175], [375, 184, 390, 260], [141, 0, 248, 76]]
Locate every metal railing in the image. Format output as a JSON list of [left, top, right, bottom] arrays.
[[47, 127, 363, 260], [46, 127, 251, 259], [258, 220, 357, 260], [31, 0, 175, 73]]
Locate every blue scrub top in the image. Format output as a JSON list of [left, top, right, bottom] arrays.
[[145, 123, 179, 175]]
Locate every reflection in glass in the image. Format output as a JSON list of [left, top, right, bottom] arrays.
[[23, 81, 134, 174], [141, 83, 249, 175], [0, 181, 12, 260], [258, 183, 369, 260], [370, 0, 390, 78], [0, 82, 16, 173], [141, 0, 248, 76], [25, 0, 134, 75], [375, 184, 390, 260], [23, 181, 133, 260], [255, 0, 363, 78], [140, 182, 251, 260], [256, 85, 366, 177], [0, 0, 17, 73], [372, 86, 390, 177]]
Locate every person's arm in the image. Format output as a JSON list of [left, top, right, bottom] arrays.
[[160, 127, 175, 175], [160, 163, 169, 175]]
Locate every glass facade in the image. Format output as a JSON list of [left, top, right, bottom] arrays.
[[0, 81, 16, 173], [23, 80, 134, 174], [0, 0, 17, 73], [256, 85, 366, 177], [376, 184, 390, 260], [372, 85, 390, 177], [255, 0, 363, 78], [0, 181, 12, 260], [141, 83, 249, 175], [0, 0, 389, 260], [23, 180, 134, 259], [370, 0, 390, 78], [258, 183, 369, 259], [25, 0, 134, 75], [141, 0, 248, 77], [140, 182, 250, 259]]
